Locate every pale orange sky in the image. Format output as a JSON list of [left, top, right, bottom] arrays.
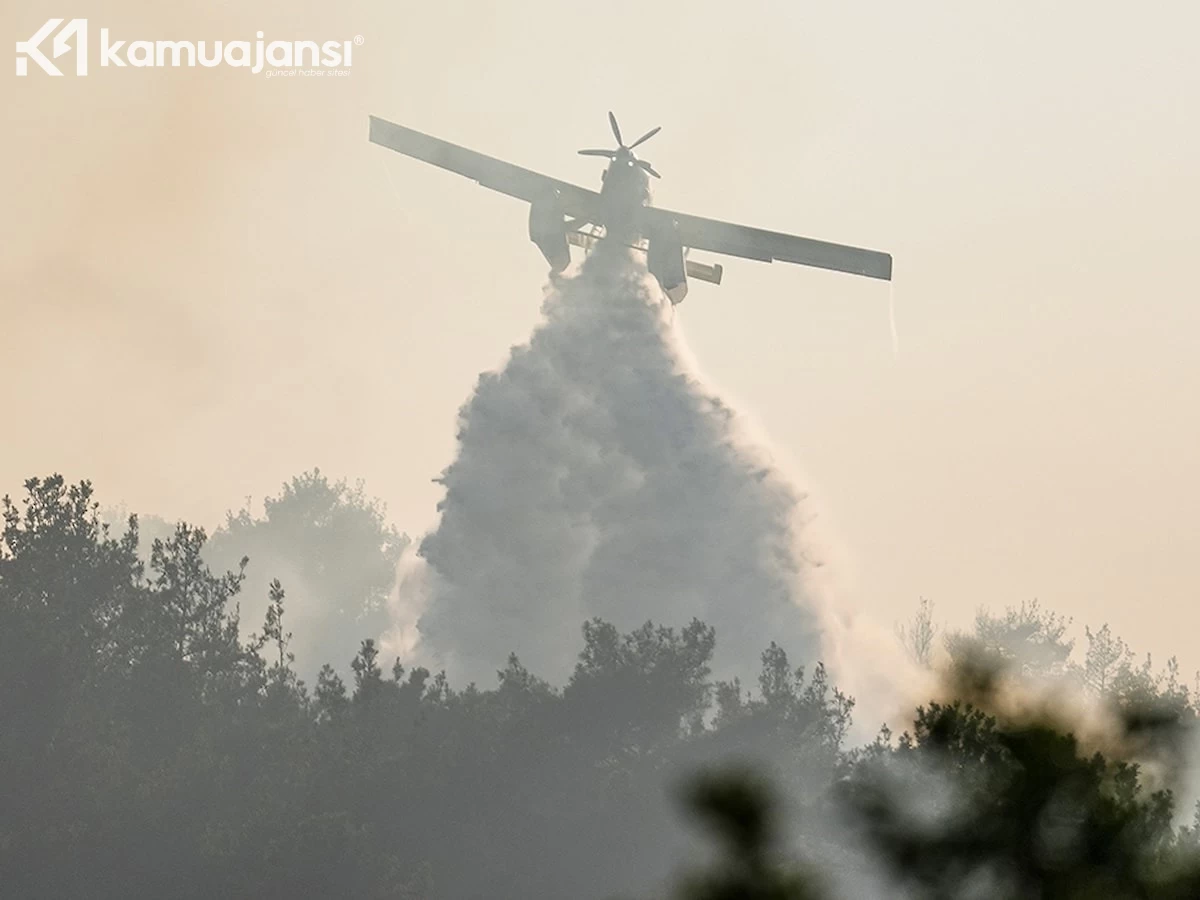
[[2, 0, 1198, 675]]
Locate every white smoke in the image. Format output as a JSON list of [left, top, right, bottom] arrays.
[[386, 243, 916, 724]]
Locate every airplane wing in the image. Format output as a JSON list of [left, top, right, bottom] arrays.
[[640, 205, 893, 281], [369, 116, 602, 220]]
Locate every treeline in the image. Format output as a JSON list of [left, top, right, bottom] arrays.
[[2, 474, 1199, 899]]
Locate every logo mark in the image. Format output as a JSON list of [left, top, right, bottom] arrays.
[[15, 20, 361, 78], [16, 18, 88, 76]]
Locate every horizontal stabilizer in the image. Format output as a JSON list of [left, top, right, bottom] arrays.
[[567, 231, 722, 285], [685, 259, 723, 285], [566, 230, 601, 251]]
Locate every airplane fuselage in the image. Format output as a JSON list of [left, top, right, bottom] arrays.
[[597, 148, 652, 241]]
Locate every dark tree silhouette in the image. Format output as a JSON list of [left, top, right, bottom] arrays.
[[4, 473, 1200, 900]]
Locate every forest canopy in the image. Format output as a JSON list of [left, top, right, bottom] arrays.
[[2, 473, 1199, 899]]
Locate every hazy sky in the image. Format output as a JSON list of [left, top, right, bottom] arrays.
[[3, 1, 1198, 675]]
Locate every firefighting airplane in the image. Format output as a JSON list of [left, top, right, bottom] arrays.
[[368, 112, 892, 304]]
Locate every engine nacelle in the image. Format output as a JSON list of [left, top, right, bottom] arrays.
[[528, 190, 570, 273], [646, 218, 688, 305]]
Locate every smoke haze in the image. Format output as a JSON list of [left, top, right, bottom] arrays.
[[5, 0, 1200, 683]]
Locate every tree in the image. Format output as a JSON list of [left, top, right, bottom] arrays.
[[205, 469, 408, 679], [705, 644, 853, 806], [896, 597, 937, 669], [146, 522, 249, 678], [837, 659, 1200, 899], [563, 618, 717, 756], [944, 599, 1074, 680], [1080, 623, 1129, 695], [672, 767, 823, 900], [0, 477, 146, 895], [1077, 624, 1194, 720]]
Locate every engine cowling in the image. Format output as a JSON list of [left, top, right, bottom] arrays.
[[528, 190, 570, 273], [646, 218, 688, 305]]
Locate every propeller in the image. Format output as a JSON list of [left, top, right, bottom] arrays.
[[629, 126, 661, 149], [578, 112, 662, 177], [608, 110, 623, 146]]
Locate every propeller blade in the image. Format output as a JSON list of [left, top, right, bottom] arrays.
[[629, 126, 661, 149], [608, 111, 623, 146], [578, 149, 617, 158], [637, 159, 661, 178]]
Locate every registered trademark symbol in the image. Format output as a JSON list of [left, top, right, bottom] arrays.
[[354, 35, 365, 45]]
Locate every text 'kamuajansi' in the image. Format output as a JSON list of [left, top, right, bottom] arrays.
[[16, 19, 360, 77]]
